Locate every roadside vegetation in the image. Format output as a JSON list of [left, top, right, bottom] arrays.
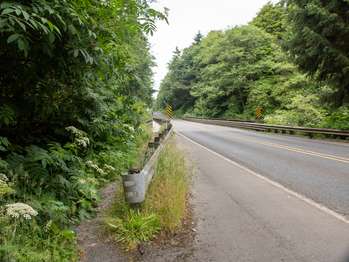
[[0, 0, 166, 261], [105, 138, 190, 250], [156, 1, 349, 129]]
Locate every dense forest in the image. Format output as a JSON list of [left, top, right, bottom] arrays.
[[156, 0, 349, 129], [0, 0, 166, 261]]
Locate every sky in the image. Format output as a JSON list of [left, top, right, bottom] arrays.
[[149, 0, 274, 94]]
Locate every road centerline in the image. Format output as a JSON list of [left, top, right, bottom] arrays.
[[236, 137, 349, 164]]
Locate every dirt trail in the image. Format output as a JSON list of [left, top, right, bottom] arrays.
[[76, 182, 129, 262]]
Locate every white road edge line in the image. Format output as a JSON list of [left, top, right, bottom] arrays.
[[176, 131, 349, 225]]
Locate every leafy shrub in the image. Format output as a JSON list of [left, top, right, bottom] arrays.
[[322, 106, 349, 130], [264, 95, 325, 127], [0, 0, 167, 260], [0, 215, 77, 262]]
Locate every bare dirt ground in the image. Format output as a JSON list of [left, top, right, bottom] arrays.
[[76, 182, 129, 262], [133, 198, 196, 262]]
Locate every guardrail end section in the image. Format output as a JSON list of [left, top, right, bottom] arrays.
[[124, 180, 136, 187]]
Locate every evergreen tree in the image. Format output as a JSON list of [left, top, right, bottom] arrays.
[[173, 46, 181, 57], [194, 31, 203, 44], [285, 0, 349, 105]]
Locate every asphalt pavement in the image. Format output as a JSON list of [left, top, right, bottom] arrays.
[[174, 120, 349, 262]]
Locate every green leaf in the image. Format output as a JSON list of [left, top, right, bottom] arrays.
[[0, 3, 13, 9], [14, 7, 21, 16], [7, 34, 20, 44], [22, 10, 30, 20], [0, 19, 5, 28], [48, 32, 55, 44], [17, 38, 29, 55], [46, 20, 54, 31], [61, 229, 75, 240], [16, 20, 26, 31], [68, 24, 78, 35], [0, 137, 10, 147], [1, 8, 14, 15], [0, 159, 8, 169], [73, 49, 79, 58]]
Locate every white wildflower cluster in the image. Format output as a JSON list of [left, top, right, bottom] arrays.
[[66, 126, 90, 148], [78, 178, 87, 185], [5, 203, 38, 220], [76, 137, 90, 148], [0, 173, 13, 197], [0, 173, 8, 182], [101, 0, 110, 7], [87, 177, 98, 184], [103, 164, 116, 172], [66, 126, 84, 136], [86, 160, 106, 175], [78, 177, 98, 187]]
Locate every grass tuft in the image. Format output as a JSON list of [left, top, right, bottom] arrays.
[[105, 210, 160, 250]]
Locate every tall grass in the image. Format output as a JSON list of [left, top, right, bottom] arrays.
[[105, 137, 190, 249], [143, 139, 189, 232]]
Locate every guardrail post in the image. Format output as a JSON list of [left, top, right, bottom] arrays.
[[154, 136, 160, 147]]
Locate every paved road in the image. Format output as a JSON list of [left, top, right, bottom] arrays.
[[174, 120, 349, 217], [174, 120, 349, 262]]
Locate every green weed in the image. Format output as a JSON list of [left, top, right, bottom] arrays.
[[106, 210, 160, 250]]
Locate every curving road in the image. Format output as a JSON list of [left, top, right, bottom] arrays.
[[174, 119, 349, 262], [175, 120, 349, 217]]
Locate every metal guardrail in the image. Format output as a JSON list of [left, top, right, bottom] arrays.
[[122, 122, 173, 204], [183, 117, 349, 139], [153, 111, 170, 122]]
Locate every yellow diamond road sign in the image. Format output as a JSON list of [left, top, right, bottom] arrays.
[[256, 106, 263, 120], [165, 105, 173, 119]]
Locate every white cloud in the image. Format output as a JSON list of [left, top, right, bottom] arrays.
[[150, 0, 273, 94]]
